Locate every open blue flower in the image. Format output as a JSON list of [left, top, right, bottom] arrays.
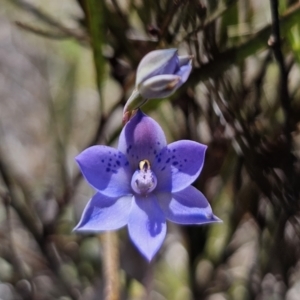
[[123, 49, 192, 122], [74, 110, 220, 261]]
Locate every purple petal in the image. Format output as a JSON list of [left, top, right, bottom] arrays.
[[74, 193, 133, 232], [175, 64, 192, 85], [118, 110, 167, 170], [76, 146, 132, 197], [178, 55, 192, 67], [139, 74, 181, 99], [136, 49, 178, 86], [127, 194, 166, 261], [156, 186, 221, 224], [153, 140, 207, 192]]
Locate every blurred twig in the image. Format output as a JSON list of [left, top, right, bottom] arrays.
[[16, 21, 71, 39], [84, 0, 105, 112], [15, 21, 89, 45], [11, 0, 89, 44], [0, 152, 81, 300], [3, 193, 29, 281], [191, 2, 300, 84], [158, 0, 186, 44], [269, 0, 291, 136], [183, 0, 238, 41], [268, 0, 297, 207]]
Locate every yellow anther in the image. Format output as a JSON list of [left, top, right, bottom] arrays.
[[139, 159, 151, 171]]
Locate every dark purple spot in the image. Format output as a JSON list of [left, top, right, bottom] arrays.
[[101, 159, 104, 163], [108, 163, 111, 167], [172, 155, 175, 159], [125, 162, 129, 166], [112, 169, 117, 174], [109, 158, 112, 161], [158, 158, 161, 163], [179, 164, 183, 168], [116, 160, 120, 166], [154, 150, 157, 154], [184, 159, 187, 162], [126, 145, 132, 153], [165, 158, 171, 163], [173, 161, 178, 166], [143, 175, 146, 179], [106, 168, 111, 172], [172, 149, 176, 152], [157, 142, 160, 145], [161, 166, 166, 171], [114, 164, 116, 168]]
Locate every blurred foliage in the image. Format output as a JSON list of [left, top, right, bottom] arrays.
[[1, 0, 300, 299]]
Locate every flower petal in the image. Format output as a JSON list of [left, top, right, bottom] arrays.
[[76, 146, 132, 197], [156, 186, 221, 224], [127, 194, 166, 261], [136, 49, 178, 86], [139, 74, 182, 99], [178, 55, 192, 67], [118, 110, 167, 169], [74, 193, 133, 232], [175, 64, 192, 85], [153, 140, 207, 192]]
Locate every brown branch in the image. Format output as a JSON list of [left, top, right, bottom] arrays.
[[0, 153, 81, 300]]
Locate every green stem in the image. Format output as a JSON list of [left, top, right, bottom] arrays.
[[85, 0, 105, 112]]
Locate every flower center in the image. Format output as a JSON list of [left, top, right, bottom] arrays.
[[131, 159, 157, 195]]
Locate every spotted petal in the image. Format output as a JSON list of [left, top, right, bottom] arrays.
[[136, 49, 178, 86], [76, 146, 132, 197], [153, 140, 207, 192], [118, 110, 167, 169], [128, 194, 166, 261], [157, 186, 221, 224], [74, 193, 133, 232]]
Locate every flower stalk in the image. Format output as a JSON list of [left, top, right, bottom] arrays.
[[100, 231, 120, 300]]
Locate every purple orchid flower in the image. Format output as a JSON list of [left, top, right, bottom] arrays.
[[123, 49, 193, 122], [74, 110, 220, 261]]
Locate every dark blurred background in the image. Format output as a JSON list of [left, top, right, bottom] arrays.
[[1, 0, 300, 299]]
